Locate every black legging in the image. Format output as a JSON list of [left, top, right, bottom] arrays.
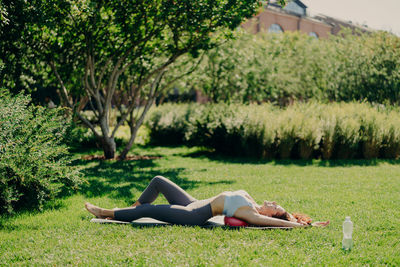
[[114, 176, 213, 225]]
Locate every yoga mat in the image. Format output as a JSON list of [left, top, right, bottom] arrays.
[[90, 216, 293, 229]]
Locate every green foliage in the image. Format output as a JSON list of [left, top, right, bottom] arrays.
[[64, 123, 125, 151], [1, 0, 267, 159], [40, 0, 263, 157], [0, 90, 82, 214], [178, 30, 400, 105], [328, 30, 400, 104], [0, 0, 8, 25], [147, 103, 400, 159], [64, 124, 100, 150]]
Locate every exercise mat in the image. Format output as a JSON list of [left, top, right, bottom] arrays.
[[90, 216, 292, 229]]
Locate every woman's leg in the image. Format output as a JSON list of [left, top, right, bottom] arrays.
[[114, 200, 213, 225], [137, 176, 197, 206]]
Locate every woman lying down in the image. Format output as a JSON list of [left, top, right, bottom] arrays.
[[85, 176, 329, 228]]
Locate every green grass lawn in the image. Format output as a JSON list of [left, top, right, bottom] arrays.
[[1, 146, 399, 266]]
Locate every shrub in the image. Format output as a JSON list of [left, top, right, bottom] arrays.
[[186, 104, 239, 154], [358, 106, 385, 159], [381, 125, 400, 159], [64, 123, 99, 150], [380, 108, 400, 159], [0, 90, 82, 214], [146, 104, 195, 146], [147, 103, 400, 160], [64, 123, 125, 151], [319, 108, 338, 160], [241, 106, 276, 158], [318, 103, 359, 159], [294, 104, 322, 159], [275, 108, 300, 159]]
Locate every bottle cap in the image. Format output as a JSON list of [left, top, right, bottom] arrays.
[[345, 216, 351, 221]]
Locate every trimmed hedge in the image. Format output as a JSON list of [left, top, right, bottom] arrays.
[[146, 103, 400, 159], [0, 90, 82, 214]]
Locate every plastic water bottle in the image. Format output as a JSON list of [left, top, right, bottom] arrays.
[[342, 216, 353, 250]]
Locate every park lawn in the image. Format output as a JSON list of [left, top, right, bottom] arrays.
[[1, 146, 399, 266]]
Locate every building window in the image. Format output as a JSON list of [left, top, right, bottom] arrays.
[[309, 32, 318, 39], [268, 24, 284, 33], [284, 1, 306, 16]]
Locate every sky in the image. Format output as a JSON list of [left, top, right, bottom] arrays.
[[301, 0, 400, 36]]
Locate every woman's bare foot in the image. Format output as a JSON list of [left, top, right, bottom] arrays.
[[85, 202, 105, 218]]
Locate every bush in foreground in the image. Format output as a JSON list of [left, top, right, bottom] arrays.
[[147, 103, 400, 160], [0, 90, 82, 214]]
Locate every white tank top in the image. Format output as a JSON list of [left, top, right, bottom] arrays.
[[222, 191, 254, 217]]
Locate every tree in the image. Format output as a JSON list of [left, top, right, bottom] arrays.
[[10, 0, 282, 159], [0, 0, 7, 25], [0, 0, 30, 92]]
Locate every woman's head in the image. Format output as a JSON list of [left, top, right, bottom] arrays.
[[258, 201, 312, 224], [258, 201, 286, 217]]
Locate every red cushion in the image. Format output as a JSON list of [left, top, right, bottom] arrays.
[[224, 216, 249, 227]]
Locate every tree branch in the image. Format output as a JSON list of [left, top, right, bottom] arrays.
[[50, 60, 101, 138], [118, 70, 166, 159], [49, 61, 73, 108], [75, 111, 101, 139], [89, 54, 97, 90], [84, 56, 95, 96]]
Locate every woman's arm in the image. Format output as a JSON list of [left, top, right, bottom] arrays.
[[235, 208, 307, 228], [311, 221, 330, 227]]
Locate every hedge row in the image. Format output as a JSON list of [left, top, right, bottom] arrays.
[[0, 90, 82, 214], [146, 103, 400, 159]]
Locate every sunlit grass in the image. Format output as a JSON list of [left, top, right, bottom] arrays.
[[1, 146, 399, 265]]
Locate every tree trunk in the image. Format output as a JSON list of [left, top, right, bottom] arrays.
[[101, 136, 116, 159], [119, 127, 138, 160], [119, 71, 164, 160]]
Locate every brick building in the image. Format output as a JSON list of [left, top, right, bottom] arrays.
[[242, 0, 370, 38]]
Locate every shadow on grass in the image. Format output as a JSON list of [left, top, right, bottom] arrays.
[[73, 157, 234, 205], [0, 198, 70, 230], [128, 225, 289, 231], [179, 149, 400, 167]]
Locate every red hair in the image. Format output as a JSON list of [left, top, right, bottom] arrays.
[[292, 213, 312, 225], [274, 212, 312, 225]]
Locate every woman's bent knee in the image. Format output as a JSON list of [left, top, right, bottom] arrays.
[[152, 175, 167, 183]]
